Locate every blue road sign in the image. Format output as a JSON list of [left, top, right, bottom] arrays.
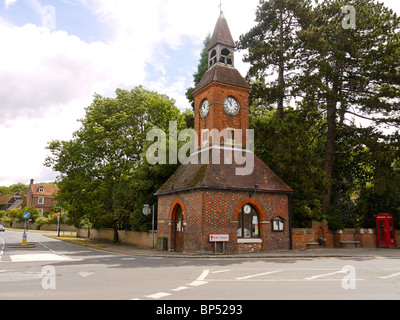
[[22, 212, 30, 220]]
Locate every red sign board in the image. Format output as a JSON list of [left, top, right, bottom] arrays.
[[209, 234, 230, 242]]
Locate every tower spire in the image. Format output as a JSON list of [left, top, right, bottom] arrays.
[[219, 0, 223, 14]]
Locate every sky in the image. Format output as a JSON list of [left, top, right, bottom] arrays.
[[0, 0, 399, 187]]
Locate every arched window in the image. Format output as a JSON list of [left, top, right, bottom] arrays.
[[209, 50, 217, 66], [220, 48, 232, 65], [237, 204, 260, 239]]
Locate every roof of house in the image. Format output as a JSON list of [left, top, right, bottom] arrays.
[[30, 184, 59, 197], [155, 148, 293, 195], [0, 194, 15, 205]]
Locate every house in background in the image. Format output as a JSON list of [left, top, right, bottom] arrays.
[[0, 193, 23, 212], [26, 179, 59, 215]]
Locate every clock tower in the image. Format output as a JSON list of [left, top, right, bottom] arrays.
[[193, 12, 251, 149], [156, 12, 293, 254]]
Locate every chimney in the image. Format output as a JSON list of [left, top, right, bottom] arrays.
[[30, 179, 34, 186]]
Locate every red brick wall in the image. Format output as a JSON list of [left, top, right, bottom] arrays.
[[293, 222, 378, 250], [193, 83, 250, 148], [157, 189, 290, 254]]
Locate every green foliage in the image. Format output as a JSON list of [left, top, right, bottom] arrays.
[[45, 86, 188, 230], [185, 34, 211, 109], [241, 0, 400, 227], [0, 183, 27, 195]]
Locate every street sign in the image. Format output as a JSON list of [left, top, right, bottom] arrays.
[[22, 233, 28, 246], [209, 234, 230, 242], [142, 205, 151, 215], [22, 212, 30, 220]]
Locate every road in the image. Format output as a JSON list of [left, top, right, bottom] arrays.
[[0, 230, 400, 300]]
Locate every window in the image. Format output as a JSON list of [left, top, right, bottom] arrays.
[[38, 209, 44, 215], [271, 217, 285, 232], [38, 197, 44, 205], [39, 187, 44, 193], [237, 204, 260, 239]]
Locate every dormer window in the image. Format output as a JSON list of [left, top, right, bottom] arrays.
[[39, 187, 44, 193]]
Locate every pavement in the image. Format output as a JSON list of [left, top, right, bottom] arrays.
[[45, 233, 400, 259]]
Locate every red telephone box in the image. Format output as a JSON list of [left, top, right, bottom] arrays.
[[376, 213, 396, 248]]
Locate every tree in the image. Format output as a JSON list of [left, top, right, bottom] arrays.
[[299, 0, 400, 214], [238, 0, 312, 119], [185, 34, 211, 110], [240, 0, 400, 227], [45, 86, 187, 230]]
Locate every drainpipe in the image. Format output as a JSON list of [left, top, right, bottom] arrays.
[[289, 194, 293, 250]]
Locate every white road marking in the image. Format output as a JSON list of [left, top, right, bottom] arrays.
[[172, 286, 188, 292], [211, 269, 231, 274], [305, 270, 346, 280], [78, 272, 94, 278], [197, 269, 209, 281], [380, 272, 400, 279], [0, 238, 4, 261], [186, 269, 210, 287], [145, 292, 171, 299], [236, 270, 282, 280], [10, 253, 72, 262]]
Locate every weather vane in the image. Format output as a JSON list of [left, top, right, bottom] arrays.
[[219, 0, 223, 14]]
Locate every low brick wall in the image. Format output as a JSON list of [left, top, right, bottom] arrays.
[[293, 221, 379, 250], [76, 227, 156, 248]]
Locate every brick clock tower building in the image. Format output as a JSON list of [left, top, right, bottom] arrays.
[[156, 12, 293, 254]]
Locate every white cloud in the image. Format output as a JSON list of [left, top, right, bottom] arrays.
[[0, 0, 260, 186], [4, 0, 17, 9]]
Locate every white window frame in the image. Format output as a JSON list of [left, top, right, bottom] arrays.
[[38, 197, 44, 205]]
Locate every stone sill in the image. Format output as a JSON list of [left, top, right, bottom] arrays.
[[237, 238, 262, 244]]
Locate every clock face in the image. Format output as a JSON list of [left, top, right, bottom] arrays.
[[243, 205, 252, 214], [223, 97, 240, 115], [200, 99, 209, 118]]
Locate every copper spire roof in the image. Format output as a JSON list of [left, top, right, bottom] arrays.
[[207, 13, 236, 50]]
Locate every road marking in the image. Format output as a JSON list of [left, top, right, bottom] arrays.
[[380, 272, 400, 279], [172, 286, 188, 292], [145, 292, 171, 299], [0, 238, 4, 261], [10, 253, 72, 262], [197, 270, 210, 281], [78, 272, 94, 278], [236, 270, 282, 280], [212, 269, 231, 274], [305, 270, 345, 280], [186, 269, 209, 287]]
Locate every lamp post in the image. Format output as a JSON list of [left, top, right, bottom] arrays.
[[143, 204, 155, 249]]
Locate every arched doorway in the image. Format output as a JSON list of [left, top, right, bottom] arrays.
[[174, 206, 184, 252]]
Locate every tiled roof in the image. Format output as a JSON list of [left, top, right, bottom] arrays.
[[193, 65, 250, 94], [0, 194, 14, 205], [155, 148, 293, 195], [31, 184, 59, 197], [208, 13, 236, 50]]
